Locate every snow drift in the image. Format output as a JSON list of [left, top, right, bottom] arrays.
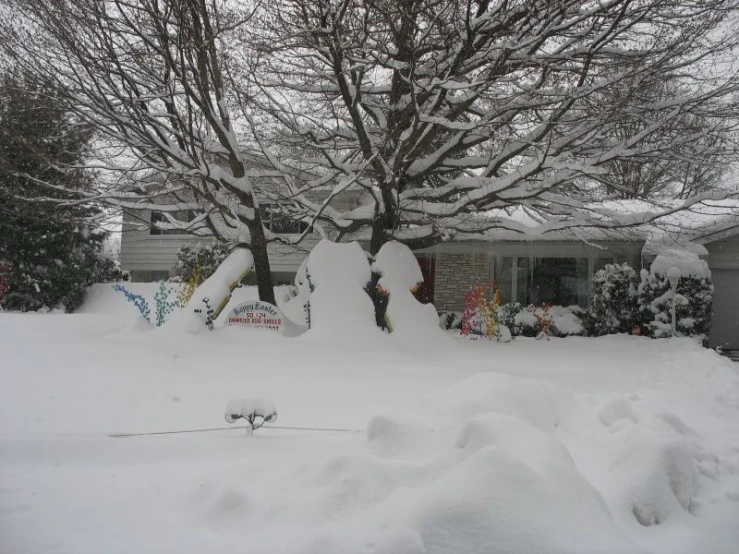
[[193, 368, 727, 553], [372, 241, 444, 343]]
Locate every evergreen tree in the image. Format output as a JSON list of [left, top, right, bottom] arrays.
[[0, 71, 104, 312], [637, 271, 713, 340], [585, 263, 640, 336]]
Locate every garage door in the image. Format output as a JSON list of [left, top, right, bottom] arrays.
[[710, 268, 739, 351]]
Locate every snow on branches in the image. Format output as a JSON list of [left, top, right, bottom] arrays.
[[224, 398, 278, 435]]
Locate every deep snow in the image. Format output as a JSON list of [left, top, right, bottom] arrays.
[[1, 284, 739, 554]]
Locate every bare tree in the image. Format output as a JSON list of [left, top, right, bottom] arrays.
[[246, 0, 739, 253], [2, 0, 288, 304], [580, 70, 738, 200]]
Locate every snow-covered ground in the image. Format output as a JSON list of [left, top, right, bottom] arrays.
[[1, 284, 739, 554]]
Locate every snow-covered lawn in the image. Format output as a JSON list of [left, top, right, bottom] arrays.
[[1, 286, 739, 553]]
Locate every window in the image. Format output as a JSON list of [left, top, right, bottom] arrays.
[[497, 256, 514, 303], [496, 255, 590, 307], [529, 257, 589, 307], [150, 210, 195, 235], [260, 204, 310, 235]]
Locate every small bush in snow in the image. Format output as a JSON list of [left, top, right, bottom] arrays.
[[498, 302, 523, 336], [438, 311, 463, 331], [174, 243, 257, 288], [93, 256, 128, 283], [512, 304, 584, 338], [173, 243, 230, 284], [585, 263, 640, 336], [224, 398, 278, 435]]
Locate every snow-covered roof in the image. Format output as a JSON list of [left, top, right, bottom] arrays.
[[637, 199, 739, 254]]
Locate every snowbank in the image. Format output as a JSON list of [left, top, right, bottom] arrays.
[[3, 307, 739, 554], [238, 373, 708, 553], [651, 249, 711, 279], [373, 241, 444, 343], [77, 282, 164, 316], [284, 370, 720, 553], [300, 240, 380, 341]]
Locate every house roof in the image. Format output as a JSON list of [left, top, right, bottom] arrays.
[[691, 221, 739, 244]]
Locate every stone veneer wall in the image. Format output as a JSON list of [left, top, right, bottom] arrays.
[[433, 252, 490, 312]]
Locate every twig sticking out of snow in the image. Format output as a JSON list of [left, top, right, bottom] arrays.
[[224, 398, 278, 435]]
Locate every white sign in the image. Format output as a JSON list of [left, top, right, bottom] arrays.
[[226, 301, 285, 333]]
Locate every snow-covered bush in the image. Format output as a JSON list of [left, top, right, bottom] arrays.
[[638, 250, 712, 340], [513, 304, 584, 338], [93, 255, 128, 283], [173, 243, 256, 286], [224, 398, 277, 435], [549, 305, 585, 337], [439, 311, 463, 331], [498, 302, 523, 336], [585, 263, 640, 336]]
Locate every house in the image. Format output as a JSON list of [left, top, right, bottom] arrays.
[[119, 207, 318, 285], [119, 200, 737, 351], [121, 207, 644, 309], [693, 221, 739, 352], [418, 234, 644, 311]]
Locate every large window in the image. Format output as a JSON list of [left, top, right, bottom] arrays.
[[260, 204, 310, 235], [497, 256, 589, 307]]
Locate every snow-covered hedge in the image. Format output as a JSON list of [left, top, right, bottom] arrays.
[[584, 263, 640, 337], [514, 304, 585, 338], [439, 311, 463, 331], [638, 251, 713, 341], [173, 243, 256, 286], [584, 252, 713, 341], [442, 302, 585, 338]]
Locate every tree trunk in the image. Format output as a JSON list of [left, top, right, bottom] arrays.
[[369, 200, 396, 255], [248, 221, 276, 305], [369, 216, 386, 256]]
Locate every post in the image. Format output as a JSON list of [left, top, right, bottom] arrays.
[[666, 266, 681, 337]]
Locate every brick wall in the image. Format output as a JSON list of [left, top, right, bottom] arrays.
[[433, 252, 490, 311]]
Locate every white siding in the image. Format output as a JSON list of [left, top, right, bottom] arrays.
[[705, 235, 739, 269], [120, 210, 316, 275]]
